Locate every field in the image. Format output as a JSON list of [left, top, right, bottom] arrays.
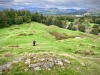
[[0, 22, 100, 75]]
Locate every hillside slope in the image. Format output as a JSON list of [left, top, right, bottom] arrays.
[[0, 22, 100, 75]]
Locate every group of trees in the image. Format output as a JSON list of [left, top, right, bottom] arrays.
[[67, 16, 100, 35], [0, 9, 31, 28], [91, 24, 100, 35], [0, 9, 75, 28], [0, 9, 100, 35], [31, 13, 74, 28]]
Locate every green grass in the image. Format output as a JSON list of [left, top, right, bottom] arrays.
[[90, 23, 95, 27], [0, 22, 100, 75]]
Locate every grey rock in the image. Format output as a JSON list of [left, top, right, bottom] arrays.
[[75, 36, 81, 39], [0, 65, 6, 72], [41, 61, 54, 70], [56, 60, 63, 66], [29, 63, 40, 69], [34, 60, 36, 63], [34, 57, 37, 59], [25, 59, 30, 65], [6, 62, 12, 68], [24, 68, 28, 71], [29, 61, 55, 70], [53, 59, 63, 66], [0, 62, 12, 74], [34, 67, 41, 70], [40, 58, 45, 61], [0, 62, 12, 73], [12, 56, 25, 63], [64, 60, 71, 64], [53, 59, 58, 64], [49, 58, 53, 61], [81, 62, 86, 66]]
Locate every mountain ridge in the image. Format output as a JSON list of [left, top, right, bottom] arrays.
[[0, 7, 100, 15]]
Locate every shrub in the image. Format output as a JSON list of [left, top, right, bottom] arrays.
[[49, 31, 67, 40], [4, 52, 14, 57], [8, 44, 19, 47], [28, 33, 34, 36], [93, 24, 99, 28], [14, 27, 20, 29], [98, 28, 100, 33], [75, 50, 95, 55], [71, 25, 77, 31], [91, 28, 98, 35], [18, 33, 27, 36], [78, 24, 85, 32]]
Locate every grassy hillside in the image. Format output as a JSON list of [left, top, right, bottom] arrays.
[[0, 22, 100, 75]]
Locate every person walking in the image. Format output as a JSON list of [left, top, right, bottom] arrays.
[[33, 40, 36, 46]]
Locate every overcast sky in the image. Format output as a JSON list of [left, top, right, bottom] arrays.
[[0, 0, 100, 9]]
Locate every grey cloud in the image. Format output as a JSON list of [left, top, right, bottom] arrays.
[[0, 0, 100, 9], [0, 0, 14, 3]]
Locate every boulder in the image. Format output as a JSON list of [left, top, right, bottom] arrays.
[[64, 60, 71, 64], [29, 63, 40, 69], [25, 59, 30, 65], [12, 56, 25, 63], [56, 60, 63, 66], [34, 67, 41, 70], [0, 62, 11, 73], [81, 62, 86, 66]]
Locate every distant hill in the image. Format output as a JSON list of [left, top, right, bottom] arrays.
[[29, 8, 88, 15], [0, 7, 100, 15]]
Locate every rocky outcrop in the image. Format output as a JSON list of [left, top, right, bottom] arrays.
[[0, 54, 72, 74], [12, 56, 25, 63], [0, 62, 12, 74], [0, 56, 25, 74], [29, 58, 64, 70]]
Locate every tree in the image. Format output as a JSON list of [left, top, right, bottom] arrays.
[[95, 19, 100, 24], [57, 20, 62, 28], [44, 16, 52, 25], [66, 16, 75, 22], [78, 24, 85, 32], [32, 12, 40, 22], [61, 20, 66, 28], [15, 17, 23, 24], [0, 10, 8, 27]]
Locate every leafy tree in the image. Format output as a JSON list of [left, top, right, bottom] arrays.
[[15, 17, 23, 24], [66, 16, 75, 22], [32, 12, 40, 22], [57, 20, 62, 28], [78, 24, 85, 32], [44, 17, 52, 25], [0, 10, 8, 27], [61, 20, 66, 28], [95, 19, 100, 24]]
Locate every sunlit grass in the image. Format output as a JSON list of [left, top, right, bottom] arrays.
[[90, 23, 95, 27], [0, 22, 100, 75]]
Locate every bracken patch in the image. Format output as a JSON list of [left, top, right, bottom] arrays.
[[49, 31, 68, 40]]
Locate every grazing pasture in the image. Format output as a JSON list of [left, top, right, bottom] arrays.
[[0, 22, 100, 75]]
